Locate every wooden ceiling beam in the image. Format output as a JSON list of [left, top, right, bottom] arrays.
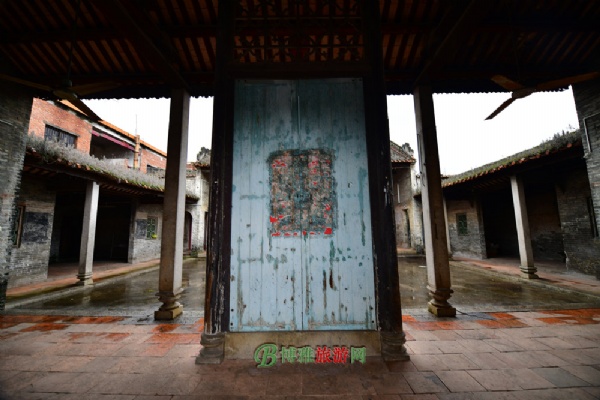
[[479, 20, 600, 34], [413, 0, 493, 87], [1, 25, 219, 46], [0, 29, 122, 45], [89, 0, 190, 91]]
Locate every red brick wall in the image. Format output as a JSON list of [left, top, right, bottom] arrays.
[[140, 147, 167, 173], [28, 99, 93, 153]]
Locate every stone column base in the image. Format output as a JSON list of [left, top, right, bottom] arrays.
[[76, 273, 93, 286], [155, 289, 184, 320], [428, 286, 456, 317], [380, 331, 410, 361], [428, 300, 456, 317], [154, 304, 183, 320], [520, 266, 539, 279], [196, 332, 225, 364]]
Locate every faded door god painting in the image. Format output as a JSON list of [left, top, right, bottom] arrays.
[[230, 79, 375, 331]]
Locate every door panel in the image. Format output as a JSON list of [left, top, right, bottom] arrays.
[[230, 79, 375, 331], [298, 80, 375, 330], [231, 81, 302, 331]]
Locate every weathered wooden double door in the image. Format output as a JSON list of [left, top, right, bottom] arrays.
[[230, 79, 375, 331]]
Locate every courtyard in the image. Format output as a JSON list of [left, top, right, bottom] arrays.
[[1, 257, 599, 399]]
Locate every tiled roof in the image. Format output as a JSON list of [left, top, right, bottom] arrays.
[[390, 141, 416, 164], [442, 130, 583, 188], [24, 135, 198, 200]]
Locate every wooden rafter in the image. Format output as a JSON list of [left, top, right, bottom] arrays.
[[413, 0, 494, 87], [89, 0, 190, 91]]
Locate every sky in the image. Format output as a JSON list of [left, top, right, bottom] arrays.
[[85, 87, 579, 175]]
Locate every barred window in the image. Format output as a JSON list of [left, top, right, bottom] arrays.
[[147, 165, 163, 175], [44, 125, 76, 147], [456, 213, 468, 236], [147, 217, 158, 239]]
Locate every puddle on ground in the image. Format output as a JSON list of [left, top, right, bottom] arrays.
[[10, 256, 600, 315], [400, 257, 600, 312], [16, 259, 205, 314]]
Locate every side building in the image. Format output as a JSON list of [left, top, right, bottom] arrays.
[[8, 99, 209, 288], [439, 130, 598, 277], [390, 142, 423, 254]]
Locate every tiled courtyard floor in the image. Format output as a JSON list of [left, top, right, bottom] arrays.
[[1, 309, 599, 399]]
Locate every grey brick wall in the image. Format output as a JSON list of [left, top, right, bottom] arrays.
[[131, 204, 163, 263], [0, 83, 33, 282], [412, 196, 424, 253], [9, 178, 57, 287], [186, 169, 210, 251], [393, 167, 413, 248], [526, 185, 564, 261], [573, 78, 600, 234], [446, 198, 486, 259], [555, 169, 600, 275], [572, 78, 600, 276], [392, 165, 423, 251]]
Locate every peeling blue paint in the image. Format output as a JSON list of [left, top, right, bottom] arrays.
[[230, 79, 375, 332], [358, 167, 368, 247]]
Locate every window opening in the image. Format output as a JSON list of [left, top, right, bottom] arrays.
[[456, 213, 468, 236], [147, 165, 163, 174], [147, 217, 158, 239], [44, 125, 76, 147]]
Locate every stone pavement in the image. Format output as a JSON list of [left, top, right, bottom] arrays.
[[454, 257, 600, 298], [0, 309, 599, 399], [1, 256, 600, 399]]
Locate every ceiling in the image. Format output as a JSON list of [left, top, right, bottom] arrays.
[[1, 0, 598, 99]]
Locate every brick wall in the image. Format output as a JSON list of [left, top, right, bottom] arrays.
[[0, 83, 32, 280], [446, 198, 486, 259], [526, 185, 564, 261], [186, 169, 210, 250], [28, 99, 93, 153], [130, 204, 163, 263], [9, 178, 56, 287], [555, 168, 600, 275], [140, 147, 167, 173], [572, 78, 600, 276], [412, 197, 424, 253], [393, 167, 413, 248], [392, 164, 423, 251]]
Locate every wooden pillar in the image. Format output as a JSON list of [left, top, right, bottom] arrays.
[[196, 0, 234, 364], [77, 181, 99, 285], [364, 0, 409, 361], [155, 88, 190, 320], [510, 175, 538, 279], [413, 85, 456, 317]]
